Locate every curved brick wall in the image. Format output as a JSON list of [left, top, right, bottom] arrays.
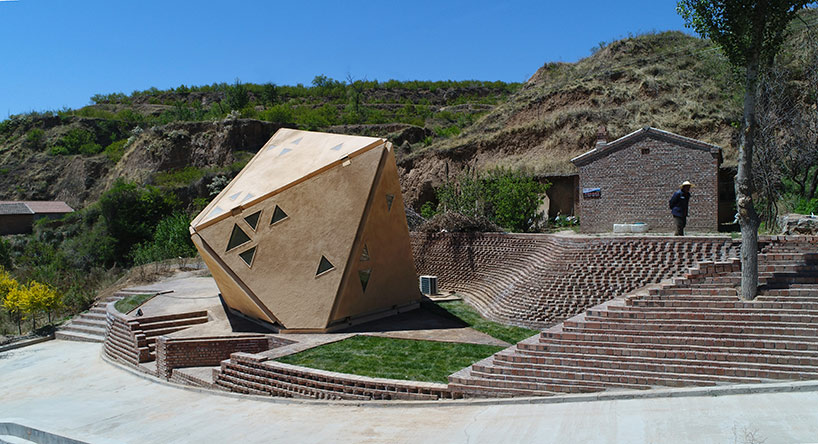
[[411, 233, 739, 328], [214, 352, 453, 400]]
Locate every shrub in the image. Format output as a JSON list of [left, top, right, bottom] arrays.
[[225, 79, 250, 111], [434, 168, 549, 232], [49, 145, 69, 156], [25, 128, 45, 148], [0, 239, 12, 269], [49, 128, 102, 156], [154, 166, 205, 188], [420, 201, 437, 219], [99, 180, 180, 263], [483, 168, 549, 232], [130, 213, 197, 265], [259, 105, 294, 125], [104, 139, 128, 162]]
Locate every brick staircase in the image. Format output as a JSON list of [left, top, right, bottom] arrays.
[[449, 237, 818, 397], [103, 305, 210, 366], [55, 290, 150, 342]]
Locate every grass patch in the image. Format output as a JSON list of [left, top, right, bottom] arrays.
[[276, 335, 504, 383], [114, 293, 152, 314], [438, 300, 539, 344]]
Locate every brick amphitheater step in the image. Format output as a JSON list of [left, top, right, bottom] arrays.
[[56, 290, 159, 343], [411, 233, 741, 328], [448, 236, 818, 398]]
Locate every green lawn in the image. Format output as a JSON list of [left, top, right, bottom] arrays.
[[114, 293, 153, 314], [437, 300, 539, 344], [275, 300, 540, 383], [276, 335, 504, 383]]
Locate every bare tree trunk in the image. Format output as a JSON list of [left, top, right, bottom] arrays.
[[808, 167, 818, 201], [737, 58, 762, 301]]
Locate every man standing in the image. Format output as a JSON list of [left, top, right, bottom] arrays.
[[669, 181, 693, 236]]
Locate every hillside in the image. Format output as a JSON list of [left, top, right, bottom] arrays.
[[0, 80, 517, 209], [397, 30, 744, 205]]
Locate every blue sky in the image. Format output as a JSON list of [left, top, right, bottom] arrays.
[[0, 0, 690, 117]]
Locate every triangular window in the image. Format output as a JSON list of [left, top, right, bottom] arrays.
[[386, 194, 394, 211], [271, 205, 288, 225], [244, 211, 261, 231], [360, 244, 370, 261], [359, 269, 371, 293], [316, 256, 334, 276], [330, 143, 343, 151], [239, 247, 257, 268], [226, 224, 251, 251], [279, 148, 292, 156]]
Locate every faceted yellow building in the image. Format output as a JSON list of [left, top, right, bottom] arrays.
[[190, 129, 420, 332]]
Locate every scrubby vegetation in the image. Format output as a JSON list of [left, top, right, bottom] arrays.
[[0, 180, 197, 336], [421, 168, 549, 233]]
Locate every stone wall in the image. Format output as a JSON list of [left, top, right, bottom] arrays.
[[576, 136, 719, 233]]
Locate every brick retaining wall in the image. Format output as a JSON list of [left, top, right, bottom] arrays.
[[156, 335, 293, 379], [411, 233, 740, 328], [214, 351, 454, 400]]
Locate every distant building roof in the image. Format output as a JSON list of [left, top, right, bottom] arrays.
[[0, 201, 74, 215], [570, 126, 722, 167], [0, 202, 35, 215]]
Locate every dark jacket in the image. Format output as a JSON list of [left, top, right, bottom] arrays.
[[669, 189, 690, 218]]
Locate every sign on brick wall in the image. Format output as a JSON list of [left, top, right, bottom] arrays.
[[582, 187, 601, 199]]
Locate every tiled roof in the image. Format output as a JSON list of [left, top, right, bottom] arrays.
[[0, 202, 35, 215], [571, 126, 722, 167], [0, 201, 74, 215]]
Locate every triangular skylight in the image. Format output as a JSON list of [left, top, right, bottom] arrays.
[[266, 144, 278, 152], [227, 224, 252, 251], [244, 211, 261, 231], [330, 143, 343, 151], [279, 148, 292, 156], [208, 207, 225, 218], [239, 246, 257, 267], [316, 256, 334, 276], [360, 244, 370, 261], [291, 137, 302, 145], [228, 192, 242, 201], [386, 194, 394, 211]]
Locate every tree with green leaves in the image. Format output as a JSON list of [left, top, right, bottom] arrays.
[[677, 0, 813, 300]]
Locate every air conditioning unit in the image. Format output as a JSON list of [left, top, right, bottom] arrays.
[[419, 275, 438, 296]]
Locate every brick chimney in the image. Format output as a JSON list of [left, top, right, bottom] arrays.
[[596, 125, 608, 148]]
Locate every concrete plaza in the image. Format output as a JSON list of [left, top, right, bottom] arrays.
[[2, 340, 818, 443]]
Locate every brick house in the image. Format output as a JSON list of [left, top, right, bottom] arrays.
[[571, 126, 721, 233], [0, 201, 74, 235]]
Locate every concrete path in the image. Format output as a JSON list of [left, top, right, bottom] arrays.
[[3, 341, 818, 443]]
